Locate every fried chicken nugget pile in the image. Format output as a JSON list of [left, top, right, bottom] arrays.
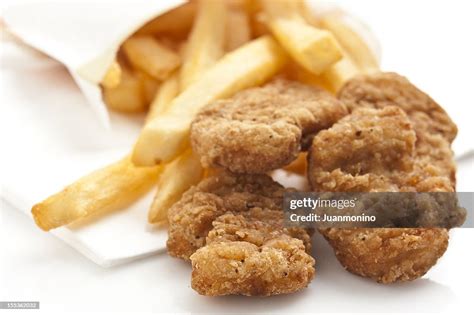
[[167, 172, 315, 296], [308, 72, 457, 283], [191, 79, 347, 174], [168, 78, 352, 296]]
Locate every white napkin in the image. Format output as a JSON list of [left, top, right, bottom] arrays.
[[0, 39, 168, 267]]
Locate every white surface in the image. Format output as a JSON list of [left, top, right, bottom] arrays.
[[1, 199, 473, 314], [1, 0, 474, 313]]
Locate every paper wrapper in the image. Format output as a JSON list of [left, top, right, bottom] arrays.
[[3, 0, 185, 128], [1, 0, 389, 267]]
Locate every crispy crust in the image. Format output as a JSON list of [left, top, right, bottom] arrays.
[[191, 236, 315, 296], [338, 72, 457, 142], [308, 72, 457, 283], [338, 72, 457, 185], [308, 106, 417, 192], [167, 172, 293, 259], [167, 172, 315, 296], [191, 79, 347, 174], [320, 228, 449, 283]]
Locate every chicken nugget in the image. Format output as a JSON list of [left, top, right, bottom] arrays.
[[167, 171, 311, 259], [206, 208, 312, 251], [191, 79, 347, 174], [308, 106, 417, 192], [308, 73, 457, 283], [320, 228, 448, 283], [338, 72, 457, 142], [339, 72, 457, 186], [191, 235, 315, 296], [167, 172, 315, 296]]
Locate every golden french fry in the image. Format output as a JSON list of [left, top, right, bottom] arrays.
[[148, 150, 204, 223], [103, 66, 147, 113], [250, 11, 270, 37], [31, 157, 160, 231], [321, 52, 360, 92], [284, 61, 333, 92], [136, 70, 160, 104], [147, 0, 230, 223], [261, 0, 342, 75], [225, 8, 251, 51], [101, 60, 122, 89], [180, 0, 227, 89], [122, 36, 181, 81], [135, 2, 196, 39], [132, 36, 287, 166], [319, 12, 379, 73], [146, 72, 180, 122]]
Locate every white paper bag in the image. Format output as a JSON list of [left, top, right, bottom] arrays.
[[3, 0, 185, 128]]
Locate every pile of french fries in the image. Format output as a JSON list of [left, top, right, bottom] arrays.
[[32, 0, 379, 231]]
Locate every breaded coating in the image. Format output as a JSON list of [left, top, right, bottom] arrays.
[[167, 172, 315, 296], [167, 172, 293, 259], [309, 72, 458, 283], [338, 72, 457, 142], [321, 228, 449, 283], [191, 79, 347, 174], [167, 172, 312, 257], [207, 209, 312, 252], [308, 106, 417, 192], [191, 236, 315, 296], [413, 133, 456, 188]]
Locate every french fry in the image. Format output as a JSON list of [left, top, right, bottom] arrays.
[[122, 36, 181, 81], [260, 0, 342, 75], [132, 36, 288, 166], [31, 157, 160, 231], [146, 72, 180, 122], [103, 66, 147, 113], [284, 61, 333, 92], [135, 2, 197, 39], [148, 0, 230, 223], [226, 0, 252, 11], [321, 53, 360, 92], [319, 12, 379, 73], [250, 11, 270, 37], [101, 60, 121, 89], [225, 8, 251, 51], [180, 0, 227, 89], [136, 70, 160, 104], [148, 150, 204, 223]]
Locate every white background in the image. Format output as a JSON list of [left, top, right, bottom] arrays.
[[1, 0, 474, 314]]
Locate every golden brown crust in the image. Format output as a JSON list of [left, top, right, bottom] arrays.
[[207, 208, 313, 252], [167, 172, 315, 296], [320, 228, 448, 283], [308, 106, 417, 192], [338, 72, 457, 142], [338, 72, 457, 186], [167, 172, 293, 259], [191, 236, 315, 296], [191, 79, 347, 174], [308, 72, 457, 283]]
